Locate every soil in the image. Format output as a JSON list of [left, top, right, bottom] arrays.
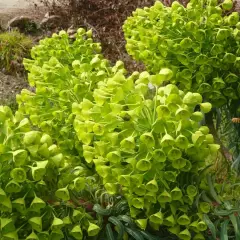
[[0, 0, 45, 105], [0, 72, 29, 105], [0, 0, 45, 27]]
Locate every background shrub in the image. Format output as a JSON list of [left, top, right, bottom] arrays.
[[123, 0, 240, 107], [0, 30, 33, 75]]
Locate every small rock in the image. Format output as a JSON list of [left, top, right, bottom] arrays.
[[46, 31, 52, 37], [44, 12, 50, 18], [34, 36, 43, 42], [7, 16, 38, 33], [44, 11, 55, 18], [40, 15, 63, 29], [67, 26, 77, 39]]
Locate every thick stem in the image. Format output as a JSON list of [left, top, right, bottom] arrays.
[[205, 111, 232, 162]]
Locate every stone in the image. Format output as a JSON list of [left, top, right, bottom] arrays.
[[67, 26, 77, 39], [7, 16, 38, 33], [40, 15, 63, 29]]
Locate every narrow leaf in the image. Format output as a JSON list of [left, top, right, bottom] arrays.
[[203, 214, 216, 239], [108, 216, 124, 240], [125, 227, 144, 240], [220, 220, 229, 240], [106, 223, 115, 240]]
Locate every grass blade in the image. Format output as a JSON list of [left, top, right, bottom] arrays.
[[108, 216, 124, 240], [106, 223, 115, 240], [203, 214, 217, 239], [125, 227, 144, 240], [220, 220, 229, 240]]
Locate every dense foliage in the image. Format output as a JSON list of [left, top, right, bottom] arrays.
[[18, 29, 123, 154], [0, 30, 115, 240], [123, 0, 240, 107], [1, 0, 240, 239], [73, 68, 219, 239], [0, 28, 220, 239], [33, 0, 156, 71], [200, 172, 240, 239]]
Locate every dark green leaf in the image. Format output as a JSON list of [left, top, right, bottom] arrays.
[[203, 214, 217, 239]]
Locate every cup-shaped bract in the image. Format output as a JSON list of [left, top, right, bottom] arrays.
[[87, 223, 100, 237], [71, 225, 83, 239], [28, 217, 42, 232], [149, 212, 163, 225], [10, 168, 26, 183], [55, 187, 70, 201]]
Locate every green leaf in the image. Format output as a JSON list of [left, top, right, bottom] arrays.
[[93, 204, 112, 216], [117, 215, 134, 226], [220, 220, 229, 240], [125, 227, 144, 240], [106, 223, 115, 240], [203, 214, 216, 239], [207, 174, 222, 204], [139, 231, 159, 240], [229, 213, 240, 239], [108, 216, 124, 240]]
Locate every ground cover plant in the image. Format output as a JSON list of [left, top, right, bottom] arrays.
[[0, 30, 33, 75], [0, 0, 240, 239]]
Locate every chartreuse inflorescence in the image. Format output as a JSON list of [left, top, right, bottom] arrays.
[[0, 29, 126, 240], [73, 68, 219, 239], [0, 104, 104, 240], [17, 29, 125, 154], [0, 10, 224, 238], [123, 0, 240, 107]]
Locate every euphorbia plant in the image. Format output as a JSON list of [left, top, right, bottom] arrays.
[[0, 105, 106, 239], [0, 30, 130, 239], [73, 68, 220, 239], [18, 28, 125, 154], [0, 16, 226, 239], [123, 0, 240, 107]]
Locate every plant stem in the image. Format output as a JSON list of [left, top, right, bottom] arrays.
[[205, 110, 232, 163]]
